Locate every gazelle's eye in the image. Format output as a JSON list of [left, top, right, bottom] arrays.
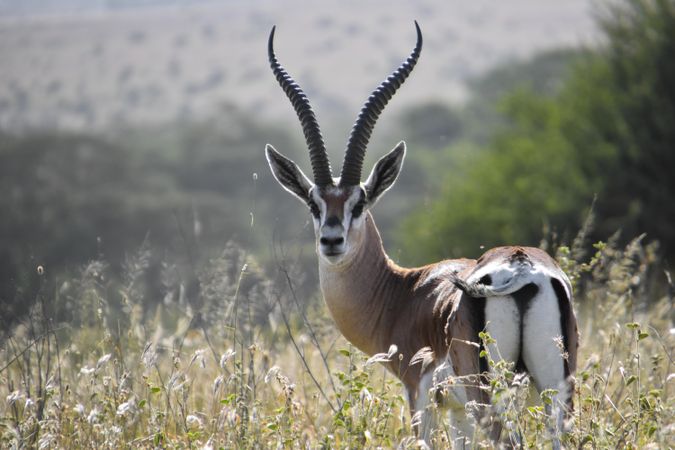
[[307, 200, 320, 219]]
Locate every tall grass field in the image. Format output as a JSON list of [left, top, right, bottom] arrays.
[[1, 232, 673, 449]]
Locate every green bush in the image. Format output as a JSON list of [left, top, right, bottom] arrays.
[[0, 107, 317, 329], [399, 0, 675, 264]]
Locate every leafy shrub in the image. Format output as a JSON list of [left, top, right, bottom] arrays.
[[400, 0, 675, 264]]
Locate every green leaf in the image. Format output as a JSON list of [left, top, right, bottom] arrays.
[[187, 431, 201, 440], [580, 434, 594, 445], [150, 386, 161, 394], [220, 393, 236, 405]]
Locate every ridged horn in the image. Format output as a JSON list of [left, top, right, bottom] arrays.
[[339, 21, 422, 187], [268, 26, 333, 186]]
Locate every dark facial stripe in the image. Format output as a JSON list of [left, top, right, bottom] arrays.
[[351, 190, 367, 219], [307, 199, 320, 218]]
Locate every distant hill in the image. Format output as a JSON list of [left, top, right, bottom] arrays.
[[0, 0, 216, 16], [0, 0, 596, 148]]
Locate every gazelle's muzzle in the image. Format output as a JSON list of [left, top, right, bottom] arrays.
[[319, 216, 346, 257]]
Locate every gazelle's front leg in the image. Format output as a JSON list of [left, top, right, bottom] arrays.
[[411, 360, 476, 448]]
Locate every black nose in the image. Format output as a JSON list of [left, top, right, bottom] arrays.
[[320, 236, 344, 246]]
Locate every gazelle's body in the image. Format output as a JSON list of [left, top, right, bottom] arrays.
[[315, 208, 577, 445], [265, 22, 578, 448]]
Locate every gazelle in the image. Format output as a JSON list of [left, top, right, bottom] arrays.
[[265, 22, 578, 447]]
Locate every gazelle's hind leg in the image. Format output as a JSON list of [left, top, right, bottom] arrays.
[[484, 296, 521, 363], [484, 296, 522, 444], [521, 282, 570, 450]]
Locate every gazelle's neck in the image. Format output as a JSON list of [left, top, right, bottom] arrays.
[[318, 212, 409, 356]]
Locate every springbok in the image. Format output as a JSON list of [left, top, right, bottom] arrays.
[[265, 22, 578, 447]]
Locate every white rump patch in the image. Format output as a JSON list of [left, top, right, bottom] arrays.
[[452, 256, 571, 300]]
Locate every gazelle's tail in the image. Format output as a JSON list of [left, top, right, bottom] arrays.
[[449, 255, 532, 298]]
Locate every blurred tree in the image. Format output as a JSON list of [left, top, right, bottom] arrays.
[[381, 49, 581, 262], [399, 0, 675, 264], [397, 102, 463, 150], [0, 103, 321, 329], [588, 0, 675, 255], [0, 121, 272, 326], [464, 48, 582, 145], [398, 92, 592, 263], [0, 132, 190, 326]]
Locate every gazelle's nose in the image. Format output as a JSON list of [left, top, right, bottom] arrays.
[[320, 215, 345, 256], [320, 236, 344, 247]]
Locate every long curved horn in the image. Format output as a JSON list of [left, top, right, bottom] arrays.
[[339, 21, 422, 187], [268, 26, 333, 186]]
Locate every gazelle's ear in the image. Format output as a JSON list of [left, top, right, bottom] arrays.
[[265, 144, 313, 203], [363, 141, 406, 206]]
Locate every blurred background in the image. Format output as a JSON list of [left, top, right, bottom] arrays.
[[1, 0, 673, 330]]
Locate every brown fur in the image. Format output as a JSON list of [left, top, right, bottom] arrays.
[[319, 212, 579, 423], [319, 213, 488, 408]]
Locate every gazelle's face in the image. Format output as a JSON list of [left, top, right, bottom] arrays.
[[307, 184, 368, 264], [265, 142, 406, 266], [266, 23, 419, 266]]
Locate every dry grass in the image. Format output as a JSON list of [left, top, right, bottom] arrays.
[[1, 235, 673, 448]]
